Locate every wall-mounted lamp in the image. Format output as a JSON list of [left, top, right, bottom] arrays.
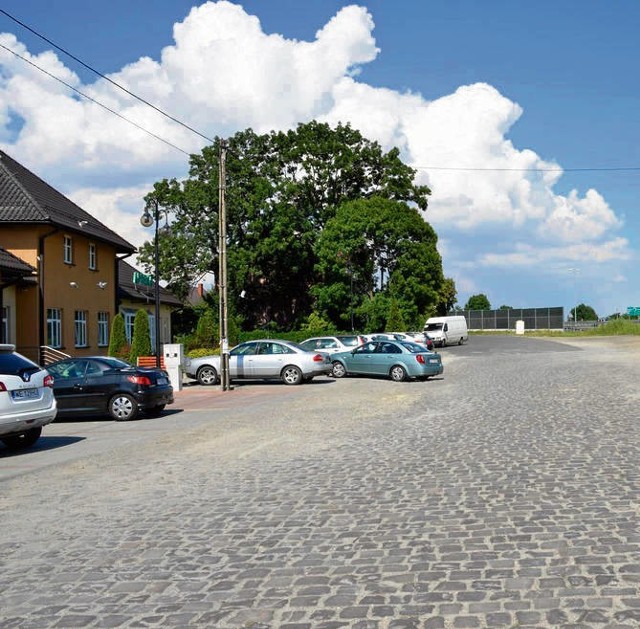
[[97, 281, 108, 289], [69, 281, 78, 288], [78, 220, 88, 228]]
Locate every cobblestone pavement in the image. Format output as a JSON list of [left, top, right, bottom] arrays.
[[1, 336, 639, 628]]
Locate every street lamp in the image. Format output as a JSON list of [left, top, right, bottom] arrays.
[[140, 200, 162, 368], [568, 267, 580, 326]]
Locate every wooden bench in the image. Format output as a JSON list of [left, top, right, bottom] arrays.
[[137, 356, 166, 370]]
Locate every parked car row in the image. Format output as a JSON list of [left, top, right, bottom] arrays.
[[183, 336, 443, 386], [1, 344, 174, 451], [1, 332, 445, 452]]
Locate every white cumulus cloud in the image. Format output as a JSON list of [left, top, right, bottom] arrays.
[[0, 0, 631, 290]]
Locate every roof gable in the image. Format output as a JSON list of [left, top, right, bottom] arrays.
[[0, 150, 135, 253]]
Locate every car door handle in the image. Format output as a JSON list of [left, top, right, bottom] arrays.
[[73, 384, 84, 390]]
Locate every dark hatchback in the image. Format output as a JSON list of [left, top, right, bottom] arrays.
[[46, 356, 174, 421]]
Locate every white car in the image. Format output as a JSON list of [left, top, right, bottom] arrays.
[[299, 335, 367, 355], [0, 344, 57, 450], [183, 339, 333, 386]]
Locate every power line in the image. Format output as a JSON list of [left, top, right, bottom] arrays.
[[0, 8, 215, 144], [414, 165, 640, 173], [0, 42, 192, 156]]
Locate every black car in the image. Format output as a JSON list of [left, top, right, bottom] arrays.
[[46, 356, 174, 421]]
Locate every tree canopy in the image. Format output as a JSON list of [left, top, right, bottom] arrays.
[[464, 294, 492, 311], [138, 121, 451, 330]]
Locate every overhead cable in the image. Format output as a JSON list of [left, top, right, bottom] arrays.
[[0, 8, 214, 144], [0, 42, 191, 156]]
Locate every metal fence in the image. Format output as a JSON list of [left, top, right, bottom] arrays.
[[451, 307, 565, 331]]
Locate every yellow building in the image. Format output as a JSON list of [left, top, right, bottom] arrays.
[[0, 150, 137, 363], [117, 259, 182, 351]]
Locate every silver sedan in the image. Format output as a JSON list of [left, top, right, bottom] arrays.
[[183, 339, 333, 386]]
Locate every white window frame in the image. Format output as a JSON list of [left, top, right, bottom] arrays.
[[123, 310, 135, 345], [47, 308, 62, 348], [148, 312, 156, 350], [63, 235, 73, 264], [97, 312, 109, 347], [88, 243, 97, 270], [74, 310, 88, 347]]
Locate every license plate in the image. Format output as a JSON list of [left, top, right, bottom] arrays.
[[428, 359, 440, 364], [157, 377, 168, 385], [11, 388, 40, 400]]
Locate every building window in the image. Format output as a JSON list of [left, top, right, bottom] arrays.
[[98, 312, 109, 347], [1, 306, 8, 343], [89, 243, 97, 270], [148, 312, 156, 350], [47, 308, 62, 348], [74, 310, 87, 347], [63, 236, 73, 264], [123, 310, 135, 345]]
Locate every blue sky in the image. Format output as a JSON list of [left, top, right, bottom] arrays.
[[1, 1, 638, 318]]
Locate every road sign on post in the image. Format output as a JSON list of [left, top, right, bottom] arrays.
[[626, 307, 640, 317]]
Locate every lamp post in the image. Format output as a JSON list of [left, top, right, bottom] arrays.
[[140, 200, 162, 368], [568, 267, 580, 326]]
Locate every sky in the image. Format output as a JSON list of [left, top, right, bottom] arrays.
[[0, 0, 638, 318]]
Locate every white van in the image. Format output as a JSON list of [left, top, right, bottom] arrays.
[[424, 316, 468, 347]]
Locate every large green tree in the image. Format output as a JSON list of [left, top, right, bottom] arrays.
[[138, 121, 434, 329], [464, 294, 492, 310], [313, 196, 444, 330]]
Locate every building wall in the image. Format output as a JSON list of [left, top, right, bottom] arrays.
[[0, 225, 118, 359], [118, 299, 173, 346]]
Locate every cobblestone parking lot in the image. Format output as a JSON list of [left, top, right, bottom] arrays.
[[1, 335, 639, 628]]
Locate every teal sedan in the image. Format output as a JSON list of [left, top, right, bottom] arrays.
[[330, 340, 444, 382]]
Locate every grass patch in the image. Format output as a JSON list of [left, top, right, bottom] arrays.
[[470, 319, 640, 337]]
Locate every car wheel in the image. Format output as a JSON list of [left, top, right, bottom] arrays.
[[196, 365, 218, 386], [1, 426, 42, 450], [390, 365, 407, 382], [146, 404, 166, 417], [458, 337, 464, 345], [281, 365, 303, 385], [331, 361, 346, 378], [108, 393, 139, 421]]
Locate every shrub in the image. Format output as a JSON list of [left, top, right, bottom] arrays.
[[187, 347, 220, 358], [129, 309, 152, 364], [108, 313, 129, 358]]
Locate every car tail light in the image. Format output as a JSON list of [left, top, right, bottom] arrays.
[[416, 354, 426, 364], [312, 354, 325, 362], [43, 374, 54, 388], [127, 375, 152, 386], [0, 381, 6, 392]]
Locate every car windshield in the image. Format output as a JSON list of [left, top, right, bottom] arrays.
[[336, 336, 359, 346], [98, 357, 132, 369], [401, 342, 428, 353], [425, 323, 443, 331]]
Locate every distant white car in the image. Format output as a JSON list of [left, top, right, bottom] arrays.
[[183, 339, 333, 386], [299, 335, 367, 355], [0, 344, 57, 450]]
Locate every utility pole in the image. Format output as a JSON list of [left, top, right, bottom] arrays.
[[218, 139, 231, 390]]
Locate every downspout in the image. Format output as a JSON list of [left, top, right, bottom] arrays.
[[38, 228, 60, 351]]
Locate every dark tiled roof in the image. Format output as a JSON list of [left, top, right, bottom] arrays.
[[118, 259, 182, 307], [0, 150, 135, 253], [0, 247, 36, 279]]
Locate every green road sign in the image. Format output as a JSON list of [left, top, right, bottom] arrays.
[[626, 307, 640, 316], [132, 271, 154, 287]]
